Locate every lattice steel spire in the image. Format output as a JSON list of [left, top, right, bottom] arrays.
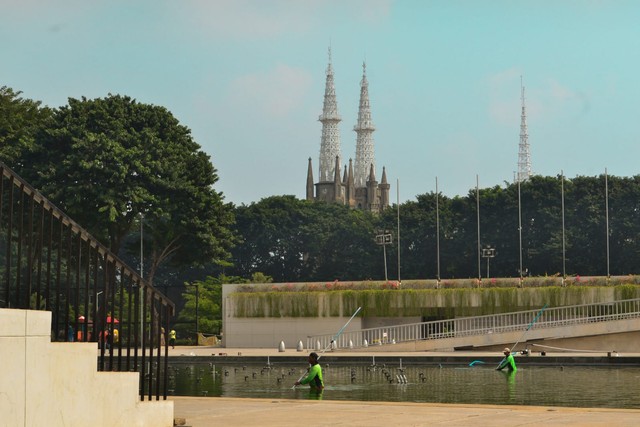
[[353, 61, 376, 188], [318, 46, 342, 182], [517, 77, 532, 183]]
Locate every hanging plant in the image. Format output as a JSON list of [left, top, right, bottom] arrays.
[[228, 284, 640, 318]]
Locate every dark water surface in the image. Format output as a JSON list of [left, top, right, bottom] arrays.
[[167, 362, 640, 409]]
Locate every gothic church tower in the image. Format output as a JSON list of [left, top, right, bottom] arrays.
[[306, 50, 390, 213], [313, 47, 344, 203], [354, 62, 375, 188]]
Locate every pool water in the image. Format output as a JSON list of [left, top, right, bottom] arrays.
[[166, 362, 640, 409]]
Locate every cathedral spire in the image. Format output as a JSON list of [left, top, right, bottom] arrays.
[[347, 158, 355, 207], [306, 157, 314, 201], [333, 155, 342, 202], [368, 162, 376, 183], [517, 76, 532, 183], [354, 61, 376, 188], [318, 46, 342, 182], [379, 166, 390, 209]]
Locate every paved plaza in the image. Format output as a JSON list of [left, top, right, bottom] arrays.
[[171, 396, 640, 427]]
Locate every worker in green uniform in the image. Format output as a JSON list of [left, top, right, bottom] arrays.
[[294, 352, 324, 390], [496, 347, 517, 372]]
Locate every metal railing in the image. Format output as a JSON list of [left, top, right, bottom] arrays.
[[307, 298, 640, 350], [0, 161, 174, 401]]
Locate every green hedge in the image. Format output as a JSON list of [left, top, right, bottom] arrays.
[[229, 284, 640, 318]]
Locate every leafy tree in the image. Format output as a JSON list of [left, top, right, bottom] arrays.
[[175, 274, 248, 340], [608, 176, 640, 274], [230, 196, 315, 282], [565, 175, 608, 274], [28, 94, 235, 284], [0, 86, 52, 172], [305, 202, 379, 281], [517, 175, 565, 276], [230, 196, 380, 282]]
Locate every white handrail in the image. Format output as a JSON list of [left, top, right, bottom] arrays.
[[307, 298, 640, 350]]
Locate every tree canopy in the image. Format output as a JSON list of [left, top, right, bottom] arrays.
[[24, 93, 235, 284], [229, 175, 640, 282], [230, 196, 380, 282], [0, 86, 51, 171]]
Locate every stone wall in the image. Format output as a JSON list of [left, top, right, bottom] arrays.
[[222, 283, 631, 348], [0, 308, 173, 427]]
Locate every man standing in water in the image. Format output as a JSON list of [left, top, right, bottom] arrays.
[[497, 347, 517, 372], [294, 352, 324, 390]]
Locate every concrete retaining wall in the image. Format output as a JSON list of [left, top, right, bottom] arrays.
[[0, 308, 173, 427]]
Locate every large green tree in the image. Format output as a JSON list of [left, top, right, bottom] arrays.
[[0, 86, 52, 172], [30, 94, 235, 284], [230, 196, 380, 282]]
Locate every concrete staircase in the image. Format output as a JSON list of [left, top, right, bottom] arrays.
[[0, 308, 173, 427]]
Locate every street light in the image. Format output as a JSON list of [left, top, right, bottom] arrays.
[[95, 290, 104, 313], [139, 212, 144, 346], [482, 247, 496, 279], [375, 230, 393, 281]]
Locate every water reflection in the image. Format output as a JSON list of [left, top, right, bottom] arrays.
[[166, 362, 640, 409]]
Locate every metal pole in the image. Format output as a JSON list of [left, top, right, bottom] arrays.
[[383, 243, 388, 282], [140, 213, 144, 345], [561, 171, 566, 285], [397, 179, 401, 283], [476, 175, 481, 282], [518, 179, 523, 285], [487, 256, 490, 279], [436, 177, 440, 286], [195, 284, 199, 344], [96, 290, 103, 315], [605, 168, 610, 280]]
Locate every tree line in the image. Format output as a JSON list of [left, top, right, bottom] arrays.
[[228, 175, 640, 282], [3, 86, 640, 338]]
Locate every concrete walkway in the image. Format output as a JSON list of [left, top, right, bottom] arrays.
[[171, 397, 640, 427], [168, 346, 640, 426]]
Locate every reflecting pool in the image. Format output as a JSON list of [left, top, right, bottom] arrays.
[[166, 362, 640, 409]]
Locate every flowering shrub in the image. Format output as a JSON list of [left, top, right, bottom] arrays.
[[232, 276, 640, 293], [374, 281, 402, 290], [230, 283, 640, 318]]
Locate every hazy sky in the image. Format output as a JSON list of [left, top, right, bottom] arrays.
[[2, 1, 639, 205]]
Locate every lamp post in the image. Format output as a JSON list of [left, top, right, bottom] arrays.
[[375, 230, 393, 282], [139, 212, 144, 346], [518, 178, 523, 286], [482, 247, 496, 279], [95, 290, 104, 314], [436, 177, 441, 288], [396, 179, 401, 283]]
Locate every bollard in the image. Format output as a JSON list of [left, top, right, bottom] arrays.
[[363, 339, 368, 348], [278, 340, 286, 352], [349, 340, 354, 349], [296, 340, 304, 352]]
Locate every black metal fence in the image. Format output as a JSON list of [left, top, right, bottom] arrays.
[[0, 161, 174, 401]]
